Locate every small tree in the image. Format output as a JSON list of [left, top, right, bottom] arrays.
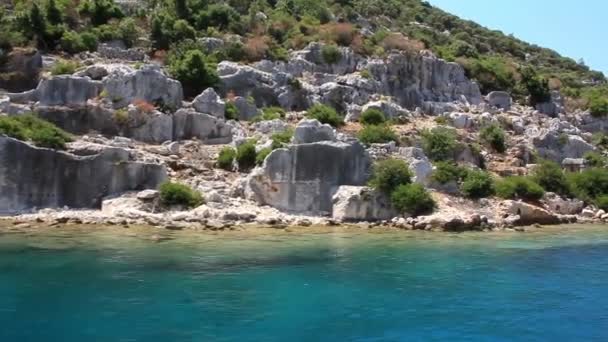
[[168, 49, 219, 98], [236, 141, 257, 171], [421, 127, 458, 161], [45, 0, 63, 25], [368, 158, 412, 194]]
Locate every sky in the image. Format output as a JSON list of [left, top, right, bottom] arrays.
[[428, 0, 608, 75]]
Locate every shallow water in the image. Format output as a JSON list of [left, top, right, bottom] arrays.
[[1, 224, 608, 341]]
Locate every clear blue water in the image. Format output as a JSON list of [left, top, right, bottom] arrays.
[[1, 225, 608, 341]]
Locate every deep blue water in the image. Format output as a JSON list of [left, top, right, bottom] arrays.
[[1, 225, 608, 341]]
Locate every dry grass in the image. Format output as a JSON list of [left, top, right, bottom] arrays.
[[244, 36, 269, 62], [382, 33, 425, 53], [133, 99, 156, 114]]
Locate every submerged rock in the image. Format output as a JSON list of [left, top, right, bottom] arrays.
[[247, 141, 371, 214], [0, 137, 166, 214]]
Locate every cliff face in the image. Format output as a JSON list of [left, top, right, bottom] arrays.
[[0, 137, 166, 214]]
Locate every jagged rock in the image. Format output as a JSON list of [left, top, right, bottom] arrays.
[[137, 190, 160, 201], [486, 91, 512, 110], [252, 119, 289, 135], [356, 100, 408, 122], [542, 193, 584, 215], [449, 112, 474, 129], [332, 186, 397, 222], [499, 200, 560, 226], [532, 131, 595, 162], [125, 105, 173, 143], [173, 108, 233, 144], [192, 88, 225, 118], [292, 119, 335, 144], [400, 147, 433, 185], [367, 52, 482, 108], [0, 137, 166, 213], [74, 65, 109, 80], [217, 62, 278, 107], [536, 91, 563, 116], [232, 96, 259, 121], [289, 42, 359, 75], [102, 65, 183, 110], [577, 112, 608, 133], [247, 141, 371, 214]]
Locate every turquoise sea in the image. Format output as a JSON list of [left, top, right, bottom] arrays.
[[1, 224, 608, 341]]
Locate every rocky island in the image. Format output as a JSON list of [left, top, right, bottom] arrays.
[[1, 0, 607, 232]]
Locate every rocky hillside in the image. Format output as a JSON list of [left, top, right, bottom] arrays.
[[1, 0, 608, 230]]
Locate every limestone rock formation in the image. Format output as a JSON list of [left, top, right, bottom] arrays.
[[0, 137, 166, 214], [487, 91, 512, 110], [332, 186, 397, 221], [192, 88, 225, 118], [499, 200, 561, 226], [247, 141, 371, 214], [173, 109, 233, 144], [292, 119, 336, 144], [102, 65, 183, 110], [531, 131, 595, 162]]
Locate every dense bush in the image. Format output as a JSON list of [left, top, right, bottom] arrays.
[[588, 95, 608, 118], [567, 168, 608, 203], [596, 195, 608, 211], [259, 107, 286, 121], [461, 56, 516, 94], [217, 147, 236, 170], [159, 181, 203, 208], [236, 140, 257, 171], [0, 114, 72, 149], [460, 170, 495, 199], [391, 183, 436, 216], [532, 160, 570, 195], [421, 127, 458, 161], [519, 67, 551, 106], [431, 162, 468, 184], [368, 158, 412, 194], [321, 44, 341, 64], [168, 49, 219, 98], [479, 124, 506, 153], [584, 151, 608, 168], [256, 147, 272, 166], [306, 104, 344, 127], [271, 130, 294, 149], [359, 108, 386, 125], [357, 124, 397, 145], [495, 176, 545, 201], [50, 59, 79, 75], [225, 102, 239, 121]]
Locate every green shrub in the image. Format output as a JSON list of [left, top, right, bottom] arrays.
[[595, 195, 608, 211], [260, 106, 286, 121], [321, 45, 341, 64], [421, 127, 458, 161], [256, 147, 272, 165], [271, 129, 293, 149], [168, 49, 219, 98], [80, 32, 99, 51], [359, 108, 386, 125], [588, 95, 608, 118], [50, 59, 79, 75], [391, 183, 436, 216], [532, 160, 570, 195], [59, 31, 87, 53], [432, 162, 468, 184], [357, 124, 397, 145], [479, 124, 506, 153], [495, 176, 545, 201], [225, 102, 239, 120], [236, 140, 257, 171], [0, 114, 72, 149], [306, 104, 344, 127], [368, 158, 412, 194], [592, 133, 608, 149], [461, 170, 495, 199], [159, 181, 203, 208], [567, 168, 608, 202], [584, 151, 608, 168], [519, 67, 551, 106], [461, 56, 516, 94], [217, 147, 236, 170]]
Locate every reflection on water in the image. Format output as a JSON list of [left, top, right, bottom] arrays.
[[0, 223, 607, 341]]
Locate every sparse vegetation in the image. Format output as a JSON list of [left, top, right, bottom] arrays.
[[50, 59, 79, 75], [271, 129, 294, 149], [256, 147, 272, 165]]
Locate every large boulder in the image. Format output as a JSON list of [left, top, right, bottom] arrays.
[[400, 147, 433, 185], [0, 137, 166, 214], [292, 119, 335, 144], [531, 131, 595, 162], [102, 65, 183, 110], [486, 91, 512, 110], [332, 186, 397, 222], [288, 42, 360, 76], [217, 62, 279, 107], [192, 88, 225, 118], [0, 48, 43, 92], [499, 200, 561, 226], [34, 76, 103, 106], [247, 141, 371, 214], [173, 108, 233, 144]]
